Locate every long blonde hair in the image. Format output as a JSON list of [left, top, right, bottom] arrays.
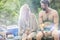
[[19, 4, 31, 20]]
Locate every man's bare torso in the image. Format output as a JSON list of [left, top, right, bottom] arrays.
[[39, 8, 59, 27]]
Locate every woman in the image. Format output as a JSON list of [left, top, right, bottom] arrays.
[[19, 4, 38, 40]]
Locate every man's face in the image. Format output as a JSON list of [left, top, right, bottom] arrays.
[[41, 3, 47, 11]]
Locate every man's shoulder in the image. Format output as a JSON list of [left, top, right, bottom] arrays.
[[51, 9, 58, 16], [51, 8, 58, 14], [39, 10, 44, 16]]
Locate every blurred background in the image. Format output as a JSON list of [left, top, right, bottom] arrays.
[[0, 0, 60, 26]]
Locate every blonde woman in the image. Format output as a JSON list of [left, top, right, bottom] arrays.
[[19, 4, 38, 40]]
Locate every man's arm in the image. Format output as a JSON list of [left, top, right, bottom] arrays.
[[39, 12, 45, 31], [53, 10, 59, 30]]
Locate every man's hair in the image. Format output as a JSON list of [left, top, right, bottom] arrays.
[[40, 0, 50, 6]]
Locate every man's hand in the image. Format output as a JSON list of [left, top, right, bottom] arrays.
[[39, 23, 45, 29]]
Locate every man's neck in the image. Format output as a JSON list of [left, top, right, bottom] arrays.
[[45, 7, 50, 13]]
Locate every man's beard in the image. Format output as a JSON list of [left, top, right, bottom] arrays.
[[42, 8, 46, 11]]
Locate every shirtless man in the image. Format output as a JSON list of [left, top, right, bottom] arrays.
[[36, 0, 59, 40], [19, 4, 38, 40]]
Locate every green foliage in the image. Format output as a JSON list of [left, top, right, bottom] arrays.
[[0, 0, 20, 25]]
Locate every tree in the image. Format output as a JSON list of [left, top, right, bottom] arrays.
[[0, 0, 20, 25]]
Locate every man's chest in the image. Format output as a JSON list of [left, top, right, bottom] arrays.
[[42, 12, 54, 21]]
